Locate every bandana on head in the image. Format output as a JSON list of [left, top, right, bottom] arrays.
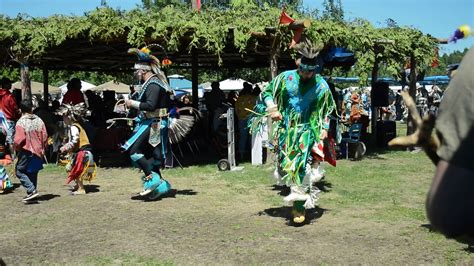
[[128, 44, 171, 89], [128, 46, 161, 74], [133, 63, 152, 71]]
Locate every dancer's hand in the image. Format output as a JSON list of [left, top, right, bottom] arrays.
[[59, 145, 67, 153], [266, 105, 282, 121], [320, 129, 328, 140], [270, 111, 282, 121]]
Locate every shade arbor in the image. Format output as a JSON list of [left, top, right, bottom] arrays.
[[0, 2, 437, 134]]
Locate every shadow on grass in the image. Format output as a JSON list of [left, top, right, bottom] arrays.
[[0, 183, 21, 194], [23, 194, 60, 204], [259, 206, 327, 227], [272, 179, 332, 195], [85, 184, 100, 193], [37, 194, 60, 201], [316, 179, 332, 192], [130, 189, 197, 202], [272, 185, 290, 196], [421, 224, 474, 252]]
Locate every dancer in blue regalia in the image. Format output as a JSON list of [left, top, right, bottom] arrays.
[[123, 46, 172, 200]]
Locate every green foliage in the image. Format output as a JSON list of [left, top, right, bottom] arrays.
[[425, 48, 468, 76], [322, 0, 344, 22], [0, 3, 438, 86]]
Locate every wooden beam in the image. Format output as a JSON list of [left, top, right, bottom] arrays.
[[191, 48, 199, 109], [287, 19, 311, 30]]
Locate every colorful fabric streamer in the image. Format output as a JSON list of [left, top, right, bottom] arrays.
[[449, 25, 472, 43]]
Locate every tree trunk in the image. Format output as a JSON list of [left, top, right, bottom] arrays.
[[43, 67, 49, 102], [20, 64, 31, 102], [407, 54, 417, 136]]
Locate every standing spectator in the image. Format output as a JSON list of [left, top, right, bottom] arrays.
[[128, 85, 139, 101], [204, 81, 225, 135], [14, 100, 48, 202], [0, 77, 21, 156], [395, 90, 403, 121], [252, 84, 261, 96], [235, 82, 257, 160], [62, 78, 85, 105]]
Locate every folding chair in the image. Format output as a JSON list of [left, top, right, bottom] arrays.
[[341, 123, 362, 160]]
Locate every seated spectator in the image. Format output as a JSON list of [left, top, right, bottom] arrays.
[[62, 78, 85, 105]]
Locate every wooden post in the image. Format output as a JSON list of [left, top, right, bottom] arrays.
[[20, 63, 31, 102], [370, 56, 380, 136], [43, 66, 49, 103], [262, 36, 281, 165], [191, 48, 199, 109], [407, 54, 417, 136]]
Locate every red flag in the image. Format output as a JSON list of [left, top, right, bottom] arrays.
[[289, 28, 303, 48], [279, 10, 295, 25], [192, 0, 201, 11], [431, 47, 439, 68]]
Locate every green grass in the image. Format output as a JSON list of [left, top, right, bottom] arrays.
[[85, 254, 174, 265], [1, 150, 472, 265]]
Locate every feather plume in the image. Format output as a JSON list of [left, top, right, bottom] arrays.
[[294, 36, 323, 59], [56, 103, 89, 121], [168, 107, 201, 144]]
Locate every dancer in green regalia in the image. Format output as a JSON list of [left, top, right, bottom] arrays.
[[251, 38, 336, 224]]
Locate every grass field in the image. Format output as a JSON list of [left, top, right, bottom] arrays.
[[1, 147, 473, 264]]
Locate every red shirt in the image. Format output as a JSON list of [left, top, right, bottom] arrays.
[[62, 90, 85, 105], [0, 89, 20, 121], [14, 114, 48, 158]]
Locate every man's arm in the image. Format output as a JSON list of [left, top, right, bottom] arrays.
[[126, 83, 161, 111], [13, 124, 25, 151], [261, 74, 285, 121]]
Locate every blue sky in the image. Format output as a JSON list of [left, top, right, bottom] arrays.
[[1, 0, 473, 54]]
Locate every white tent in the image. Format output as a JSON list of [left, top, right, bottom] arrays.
[[59, 80, 96, 95], [12, 81, 61, 95], [217, 78, 251, 91], [92, 80, 130, 94]]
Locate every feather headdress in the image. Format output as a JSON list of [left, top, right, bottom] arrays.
[[295, 36, 324, 72], [128, 44, 171, 89], [56, 103, 89, 122]]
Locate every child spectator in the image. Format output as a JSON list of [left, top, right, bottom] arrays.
[[14, 100, 48, 202]]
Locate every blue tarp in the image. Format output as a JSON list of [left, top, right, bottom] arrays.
[[169, 76, 192, 89], [421, 76, 450, 85], [168, 75, 204, 98], [322, 47, 356, 69]]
